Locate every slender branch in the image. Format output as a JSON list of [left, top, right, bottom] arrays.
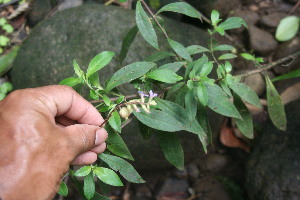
[[104, 0, 116, 6], [238, 50, 300, 79], [140, 0, 169, 40], [288, 0, 300, 15], [99, 101, 151, 128], [89, 94, 138, 104], [0, 0, 20, 8], [140, 0, 187, 68]]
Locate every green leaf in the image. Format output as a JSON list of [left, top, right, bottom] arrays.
[[84, 173, 95, 200], [70, 174, 110, 200], [0, 18, 7, 26], [58, 182, 68, 197], [99, 153, 145, 183], [156, 132, 184, 170], [2, 24, 13, 33], [206, 84, 241, 119], [218, 53, 237, 60], [106, 125, 134, 160], [145, 51, 175, 62], [185, 89, 197, 121], [272, 68, 300, 82], [195, 83, 208, 106], [108, 111, 121, 133], [0, 45, 19, 76], [93, 167, 123, 186], [136, 1, 159, 49], [219, 17, 248, 30], [90, 90, 99, 100], [211, 10, 220, 25], [89, 72, 102, 89], [275, 16, 300, 42], [265, 75, 286, 131], [0, 82, 12, 94], [157, 2, 201, 19], [74, 166, 92, 177], [233, 92, 253, 139], [147, 69, 183, 83], [200, 61, 213, 76], [86, 51, 115, 78], [192, 54, 208, 75], [197, 103, 212, 144], [224, 61, 232, 73], [186, 45, 209, 55], [168, 82, 185, 95], [116, 96, 125, 104], [240, 53, 255, 61], [134, 110, 185, 132], [159, 62, 186, 72], [59, 77, 81, 87], [0, 35, 9, 46], [102, 94, 111, 106], [73, 59, 84, 78], [155, 98, 207, 151], [119, 25, 138, 63], [105, 62, 156, 92], [168, 39, 192, 62], [213, 45, 235, 51], [229, 82, 261, 108]]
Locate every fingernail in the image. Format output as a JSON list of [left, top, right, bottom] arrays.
[[95, 129, 105, 145]]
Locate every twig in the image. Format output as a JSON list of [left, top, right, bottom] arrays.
[[105, 0, 116, 6], [99, 101, 150, 128], [89, 94, 138, 104], [0, 0, 20, 8], [288, 0, 300, 15], [238, 50, 300, 79], [140, 0, 169, 40], [121, 117, 133, 128]]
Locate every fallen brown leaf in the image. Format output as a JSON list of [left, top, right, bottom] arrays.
[[220, 119, 250, 153], [281, 82, 300, 105]]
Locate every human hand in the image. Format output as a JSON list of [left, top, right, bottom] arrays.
[[0, 85, 108, 200]]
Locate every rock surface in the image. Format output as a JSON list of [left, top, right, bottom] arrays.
[[246, 100, 300, 200], [260, 12, 286, 28], [11, 4, 222, 170], [274, 37, 300, 75], [249, 26, 278, 55], [186, 0, 241, 17]]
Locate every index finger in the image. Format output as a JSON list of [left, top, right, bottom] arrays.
[[36, 85, 104, 126]]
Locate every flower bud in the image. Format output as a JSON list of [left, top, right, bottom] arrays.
[[119, 107, 131, 119]]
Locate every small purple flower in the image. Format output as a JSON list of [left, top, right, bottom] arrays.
[[138, 91, 149, 103], [149, 90, 158, 98], [138, 91, 149, 97]]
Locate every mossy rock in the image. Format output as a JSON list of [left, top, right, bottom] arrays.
[[11, 4, 222, 170]]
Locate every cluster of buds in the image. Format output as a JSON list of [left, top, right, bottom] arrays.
[[119, 90, 158, 119]]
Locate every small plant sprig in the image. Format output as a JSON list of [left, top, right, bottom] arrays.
[[59, 1, 299, 199], [0, 17, 13, 54]]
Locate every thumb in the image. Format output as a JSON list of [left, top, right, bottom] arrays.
[[63, 124, 106, 156]]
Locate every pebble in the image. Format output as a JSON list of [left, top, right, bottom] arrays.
[[202, 153, 231, 173], [156, 177, 190, 199], [260, 12, 286, 28], [249, 25, 278, 55]]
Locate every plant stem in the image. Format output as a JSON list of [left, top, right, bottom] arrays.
[[237, 50, 300, 79], [90, 94, 138, 104], [140, 0, 169, 40], [140, 0, 187, 67], [99, 101, 151, 128]]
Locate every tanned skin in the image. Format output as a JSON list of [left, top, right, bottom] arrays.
[[0, 85, 108, 200]]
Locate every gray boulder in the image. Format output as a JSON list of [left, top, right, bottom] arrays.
[[10, 4, 223, 170], [246, 100, 300, 200]]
